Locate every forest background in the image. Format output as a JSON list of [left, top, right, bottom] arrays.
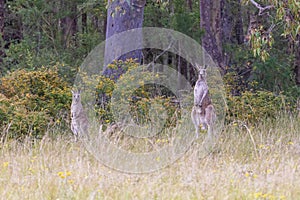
[[0, 0, 300, 199], [0, 0, 299, 139]]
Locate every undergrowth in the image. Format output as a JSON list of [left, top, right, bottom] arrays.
[[0, 114, 299, 199]]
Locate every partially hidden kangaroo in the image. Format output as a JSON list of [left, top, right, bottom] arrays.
[[191, 65, 216, 138], [71, 89, 89, 141]]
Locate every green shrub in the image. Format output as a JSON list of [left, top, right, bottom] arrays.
[[78, 59, 180, 129], [226, 90, 294, 123], [0, 67, 71, 140], [224, 65, 299, 124], [107, 60, 180, 128]]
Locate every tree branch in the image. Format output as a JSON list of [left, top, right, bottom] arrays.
[[153, 40, 174, 63], [249, 0, 274, 15]]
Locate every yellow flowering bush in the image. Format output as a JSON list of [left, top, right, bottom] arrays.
[[226, 90, 289, 123], [76, 59, 180, 128], [105, 60, 180, 128], [224, 70, 298, 124], [0, 67, 71, 139]]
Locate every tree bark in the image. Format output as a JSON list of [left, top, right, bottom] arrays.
[[200, 0, 225, 73], [235, 0, 244, 44], [103, 0, 146, 79], [0, 0, 5, 63], [104, 0, 146, 78], [221, 0, 233, 45], [0, 0, 4, 36]]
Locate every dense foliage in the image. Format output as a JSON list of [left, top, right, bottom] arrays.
[[0, 67, 71, 139], [0, 0, 299, 139]]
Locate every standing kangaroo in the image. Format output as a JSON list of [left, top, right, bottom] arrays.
[[71, 90, 89, 141], [193, 65, 212, 108], [191, 65, 216, 138]]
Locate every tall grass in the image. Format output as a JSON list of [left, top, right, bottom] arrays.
[[0, 114, 299, 199]]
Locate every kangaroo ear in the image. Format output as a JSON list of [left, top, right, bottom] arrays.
[[195, 63, 201, 70], [71, 90, 74, 94], [204, 65, 208, 69]]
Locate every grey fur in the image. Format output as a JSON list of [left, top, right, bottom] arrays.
[[191, 65, 216, 138], [71, 90, 89, 141]]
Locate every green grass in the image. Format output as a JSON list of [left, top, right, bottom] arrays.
[[0, 114, 299, 199]]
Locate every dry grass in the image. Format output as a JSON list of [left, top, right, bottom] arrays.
[[0, 115, 299, 200]]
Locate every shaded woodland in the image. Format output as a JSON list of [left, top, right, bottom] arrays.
[[0, 0, 299, 139], [0, 0, 299, 84], [1, 2, 300, 199]]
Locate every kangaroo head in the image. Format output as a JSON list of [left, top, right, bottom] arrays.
[[197, 65, 207, 80], [71, 90, 81, 104]]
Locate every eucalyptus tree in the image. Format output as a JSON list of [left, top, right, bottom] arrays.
[[0, 0, 5, 63], [243, 0, 300, 85], [104, 0, 146, 78], [199, 0, 225, 73]]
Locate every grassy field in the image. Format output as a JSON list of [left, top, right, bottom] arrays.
[[0, 115, 299, 200]]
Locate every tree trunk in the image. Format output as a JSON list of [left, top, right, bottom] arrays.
[[199, 0, 225, 73], [221, 0, 233, 45], [235, 0, 244, 44], [0, 0, 4, 36], [104, 0, 146, 66], [61, 0, 77, 48], [222, 0, 244, 45], [0, 0, 4, 63]]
